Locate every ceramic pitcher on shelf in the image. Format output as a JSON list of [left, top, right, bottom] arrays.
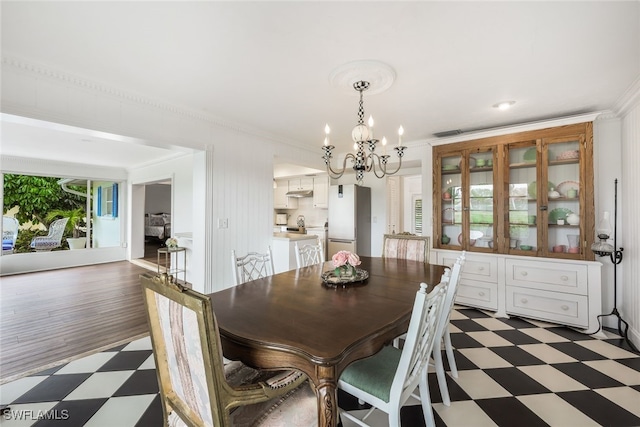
[[566, 213, 580, 225]]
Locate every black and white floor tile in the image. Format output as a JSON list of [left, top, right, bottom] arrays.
[[1, 307, 639, 427]]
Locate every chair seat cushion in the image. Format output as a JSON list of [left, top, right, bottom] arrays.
[[232, 382, 317, 426], [339, 345, 401, 403]]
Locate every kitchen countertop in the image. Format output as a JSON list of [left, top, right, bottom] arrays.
[[272, 232, 319, 241]]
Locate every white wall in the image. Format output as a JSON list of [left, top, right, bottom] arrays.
[[619, 82, 640, 348], [145, 184, 171, 214]]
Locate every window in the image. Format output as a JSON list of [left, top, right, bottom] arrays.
[[413, 197, 422, 235], [97, 183, 118, 218]]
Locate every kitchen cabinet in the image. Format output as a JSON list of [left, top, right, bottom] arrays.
[[274, 179, 298, 209], [433, 122, 594, 261], [436, 249, 602, 333], [288, 178, 313, 191], [313, 176, 329, 208]]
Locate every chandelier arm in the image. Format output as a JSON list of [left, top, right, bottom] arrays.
[[383, 157, 404, 175], [367, 154, 388, 179], [325, 153, 355, 179]]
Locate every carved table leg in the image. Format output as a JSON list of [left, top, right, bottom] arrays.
[[315, 366, 338, 427]]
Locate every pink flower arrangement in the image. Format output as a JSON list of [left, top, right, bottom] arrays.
[[332, 251, 361, 276]]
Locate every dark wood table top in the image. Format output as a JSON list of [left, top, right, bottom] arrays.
[[209, 256, 446, 427], [210, 257, 445, 363]]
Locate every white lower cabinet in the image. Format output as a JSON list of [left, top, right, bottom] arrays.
[[439, 252, 498, 311], [506, 286, 588, 328], [436, 250, 602, 334], [456, 279, 498, 311]]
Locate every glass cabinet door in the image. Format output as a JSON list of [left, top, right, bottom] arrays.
[[545, 138, 582, 257], [507, 142, 539, 254], [467, 149, 495, 251], [438, 149, 495, 251], [439, 154, 462, 248]]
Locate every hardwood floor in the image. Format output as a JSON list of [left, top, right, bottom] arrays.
[[0, 261, 153, 384]]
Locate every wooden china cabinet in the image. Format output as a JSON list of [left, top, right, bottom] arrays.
[[433, 122, 595, 261], [432, 122, 602, 334]]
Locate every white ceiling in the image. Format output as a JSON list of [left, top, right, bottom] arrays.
[[1, 1, 639, 170]]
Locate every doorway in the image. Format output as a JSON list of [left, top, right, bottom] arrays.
[[386, 174, 422, 235], [131, 180, 173, 270]]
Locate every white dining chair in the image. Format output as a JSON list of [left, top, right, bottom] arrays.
[[338, 280, 448, 427], [392, 251, 465, 407], [231, 247, 275, 285], [430, 251, 465, 406], [294, 238, 324, 268]]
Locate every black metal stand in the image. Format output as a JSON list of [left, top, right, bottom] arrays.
[[593, 179, 637, 352]]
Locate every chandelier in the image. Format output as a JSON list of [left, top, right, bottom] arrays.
[[322, 80, 406, 184]]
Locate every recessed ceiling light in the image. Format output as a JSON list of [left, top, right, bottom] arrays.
[[493, 101, 516, 111]]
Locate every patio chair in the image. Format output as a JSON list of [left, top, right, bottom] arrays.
[[140, 272, 317, 426], [295, 238, 324, 268], [30, 217, 69, 251], [2, 216, 19, 254], [383, 234, 430, 263], [232, 247, 274, 285], [338, 280, 448, 427]]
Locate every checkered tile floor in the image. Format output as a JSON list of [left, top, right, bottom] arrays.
[[1, 307, 638, 426]]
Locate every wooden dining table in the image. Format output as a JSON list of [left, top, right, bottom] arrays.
[[208, 256, 447, 427]]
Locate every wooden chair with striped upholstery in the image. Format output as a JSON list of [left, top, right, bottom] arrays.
[[382, 233, 430, 263], [140, 273, 317, 427]]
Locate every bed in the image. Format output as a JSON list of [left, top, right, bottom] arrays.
[[145, 213, 171, 241]]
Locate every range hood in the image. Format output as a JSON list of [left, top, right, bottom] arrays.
[[286, 190, 313, 198]]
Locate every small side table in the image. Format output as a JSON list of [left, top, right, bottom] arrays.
[[157, 246, 186, 284]]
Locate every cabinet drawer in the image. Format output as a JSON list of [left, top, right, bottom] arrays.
[[505, 259, 587, 295], [506, 286, 588, 328], [439, 253, 497, 283], [455, 279, 498, 311]]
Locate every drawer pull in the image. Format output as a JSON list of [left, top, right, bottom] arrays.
[[520, 298, 528, 304], [521, 271, 528, 276], [478, 267, 485, 271], [560, 275, 569, 281], [561, 305, 569, 311], [478, 292, 485, 297]]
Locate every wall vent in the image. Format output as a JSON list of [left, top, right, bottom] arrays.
[[433, 129, 463, 138]]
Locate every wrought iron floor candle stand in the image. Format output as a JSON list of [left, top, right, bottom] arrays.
[[591, 179, 637, 352]]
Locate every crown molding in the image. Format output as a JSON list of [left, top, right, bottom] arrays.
[[1, 55, 309, 150], [426, 111, 604, 147]]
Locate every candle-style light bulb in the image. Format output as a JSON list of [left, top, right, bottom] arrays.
[[324, 124, 331, 146], [368, 115, 374, 140], [398, 125, 404, 146], [382, 136, 387, 154]]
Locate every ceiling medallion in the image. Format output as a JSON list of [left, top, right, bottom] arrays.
[[328, 60, 396, 96]]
